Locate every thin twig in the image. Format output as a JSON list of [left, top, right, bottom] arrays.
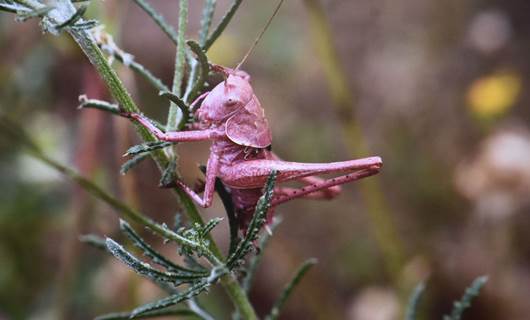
[[265, 259, 317, 320], [303, 0, 405, 281], [91, 26, 170, 92], [203, 0, 243, 51], [114, 53, 169, 92], [0, 117, 202, 251], [183, 0, 217, 101], [184, 40, 210, 103], [132, 0, 179, 46], [166, 0, 188, 131], [405, 281, 426, 320], [199, 0, 217, 46]]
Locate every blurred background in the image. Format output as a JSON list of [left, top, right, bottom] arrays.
[[1, 0, 530, 319]]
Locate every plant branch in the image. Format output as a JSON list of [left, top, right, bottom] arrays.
[[132, 0, 179, 46], [183, 0, 216, 102], [303, 0, 405, 282], [203, 0, 243, 51], [95, 308, 199, 320], [265, 259, 317, 320], [166, 0, 188, 131], [199, 0, 216, 46], [405, 281, 426, 320], [0, 117, 202, 250]]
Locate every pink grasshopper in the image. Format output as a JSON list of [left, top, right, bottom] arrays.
[[122, 66, 382, 229]]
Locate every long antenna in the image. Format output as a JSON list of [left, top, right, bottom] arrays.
[[234, 0, 285, 71]]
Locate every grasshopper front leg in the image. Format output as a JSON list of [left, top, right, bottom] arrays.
[[124, 113, 225, 142], [123, 112, 225, 207], [171, 151, 221, 208]]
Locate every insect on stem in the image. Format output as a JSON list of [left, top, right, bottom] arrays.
[[234, 0, 285, 71]]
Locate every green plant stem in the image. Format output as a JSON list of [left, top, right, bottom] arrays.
[[183, 0, 216, 102], [304, 0, 405, 282], [113, 52, 169, 92], [166, 0, 188, 131], [199, 0, 216, 46], [132, 0, 179, 46], [203, 0, 243, 51], [95, 308, 199, 320], [265, 259, 317, 320], [18, 142, 199, 249], [405, 281, 426, 320]]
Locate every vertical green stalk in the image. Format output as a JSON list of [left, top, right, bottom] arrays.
[[303, 0, 406, 281], [166, 0, 188, 131], [132, 0, 179, 45], [183, 0, 216, 102], [199, 0, 217, 46]]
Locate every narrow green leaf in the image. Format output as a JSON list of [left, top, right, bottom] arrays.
[[120, 153, 150, 175], [79, 234, 107, 251], [173, 0, 188, 97], [200, 217, 223, 238], [185, 40, 210, 103], [106, 238, 203, 284], [124, 141, 174, 157], [15, 5, 52, 21], [199, 0, 217, 46], [125, 59, 169, 92], [265, 259, 317, 320], [227, 170, 277, 268], [203, 0, 243, 51], [0, 2, 31, 13], [69, 19, 98, 31], [119, 219, 207, 276], [55, 5, 87, 30], [78, 95, 121, 114], [167, 0, 189, 131], [91, 27, 169, 92], [159, 91, 190, 127], [131, 267, 227, 317], [443, 276, 488, 320], [405, 281, 426, 320], [132, 0, 179, 46], [159, 157, 177, 187], [95, 308, 198, 320]]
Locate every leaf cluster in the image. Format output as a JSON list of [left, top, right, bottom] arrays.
[[97, 172, 279, 319]]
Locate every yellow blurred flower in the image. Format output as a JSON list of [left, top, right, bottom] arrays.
[[467, 71, 522, 118]]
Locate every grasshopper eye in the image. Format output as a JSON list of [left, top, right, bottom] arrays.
[[225, 98, 239, 107]]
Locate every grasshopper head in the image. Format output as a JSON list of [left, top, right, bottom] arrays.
[[196, 72, 253, 124]]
